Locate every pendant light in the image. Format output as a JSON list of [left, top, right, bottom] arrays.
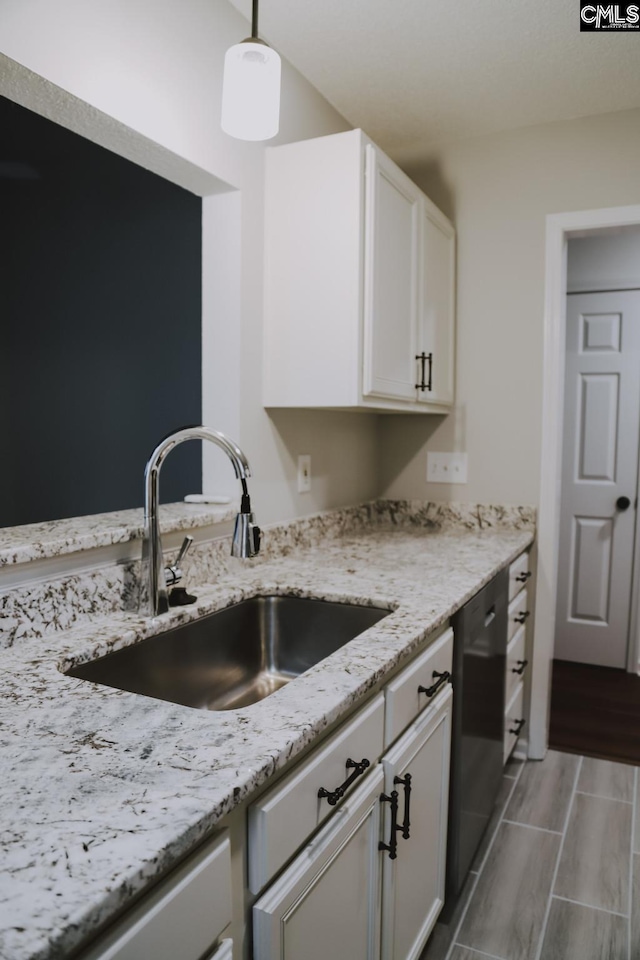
[[221, 0, 281, 141]]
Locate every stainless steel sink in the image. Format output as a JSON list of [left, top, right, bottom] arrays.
[[66, 595, 390, 711]]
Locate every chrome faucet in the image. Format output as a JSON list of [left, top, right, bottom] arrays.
[[143, 426, 261, 617]]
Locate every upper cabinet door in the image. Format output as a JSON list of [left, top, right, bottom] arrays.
[[363, 144, 421, 402], [417, 205, 455, 405]]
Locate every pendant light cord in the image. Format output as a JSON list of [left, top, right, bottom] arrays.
[[251, 0, 259, 39]]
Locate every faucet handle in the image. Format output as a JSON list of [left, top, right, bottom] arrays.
[[175, 535, 193, 567], [165, 535, 193, 586]]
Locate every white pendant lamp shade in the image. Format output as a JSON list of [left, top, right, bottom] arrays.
[[221, 40, 281, 141]]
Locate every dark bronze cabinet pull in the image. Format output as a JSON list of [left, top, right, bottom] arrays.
[[379, 790, 399, 860], [419, 670, 451, 699], [318, 758, 370, 805], [514, 610, 530, 624], [512, 659, 528, 676], [394, 773, 412, 840], [415, 352, 433, 392], [509, 718, 526, 736], [515, 570, 532, 583]]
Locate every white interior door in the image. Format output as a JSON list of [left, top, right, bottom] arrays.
[[555, 290, 640, 667]]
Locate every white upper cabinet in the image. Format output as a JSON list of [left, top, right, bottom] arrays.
[[263, 129, 455, 414], [363, 144, 421, 402], [419, 203, 456, 405]]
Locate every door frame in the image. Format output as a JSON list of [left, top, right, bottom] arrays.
[[529, 203, 640, 760]]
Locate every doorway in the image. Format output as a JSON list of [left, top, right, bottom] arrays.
[[530, 205, 640, 761], [554, 232, 640, 670]]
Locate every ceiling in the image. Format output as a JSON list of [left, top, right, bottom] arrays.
[[228, 0, 640, 163]]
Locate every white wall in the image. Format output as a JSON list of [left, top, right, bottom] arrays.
[[379, 107, 640, 507], [0, 0, 379, 525], [567, 226, 640, 293]]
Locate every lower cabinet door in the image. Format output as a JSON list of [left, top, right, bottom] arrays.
[[204, 940, 233, 960], [380, 688, 452, 960], [253, 765, 384, 960]]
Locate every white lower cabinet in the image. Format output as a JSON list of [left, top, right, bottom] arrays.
[[253, 682, 453, 960], [253, 766, 384, 960], [380, 688, 452, 960], [79, 831, 231, 960], [205, 939, 233, 960]]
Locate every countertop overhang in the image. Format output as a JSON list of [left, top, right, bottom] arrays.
[[0, 521, 533, 960]]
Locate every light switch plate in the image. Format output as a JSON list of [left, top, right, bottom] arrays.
[[297, 455, 311, 493], [427, 452, 468, 484]]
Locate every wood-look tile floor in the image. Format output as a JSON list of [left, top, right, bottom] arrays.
[[421, 751, 638, 960]]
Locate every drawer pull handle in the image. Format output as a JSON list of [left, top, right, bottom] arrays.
[[419, 670, 451, 699], [394, 773, 412, 840], [509, 718, 526, 736], [318, 758, 370, 806], [515, 571, 532, 583], [514, 611, 530, 624], [379, 790, 399, 860], [512, 659, 528, 676]]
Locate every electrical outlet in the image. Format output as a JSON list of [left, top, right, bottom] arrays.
[[426, 452, 468, 484], [297, 454, 311, 493]]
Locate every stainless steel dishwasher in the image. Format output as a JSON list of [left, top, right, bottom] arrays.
[[444, 567, 509, 910]]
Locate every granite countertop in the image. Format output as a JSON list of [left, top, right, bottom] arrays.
[[0, 502, 238, 568], [0, 521, 533, 960]]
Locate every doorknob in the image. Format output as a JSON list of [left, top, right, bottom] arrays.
[[616, 496, 631, 511]]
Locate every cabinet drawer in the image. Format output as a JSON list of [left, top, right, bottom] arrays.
[[504, 682, 525, 764], [384, 627, 453, 748], [508, 551, 531, 601], [80, 831, 231, 960], [248, 694, 385, 894], [508, 589, 530, 643], [505, 624, 527, 705]]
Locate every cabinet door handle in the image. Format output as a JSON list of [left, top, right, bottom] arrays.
[[511, 659, 528, 676], [509, 718, 526, 736], [419, 670, 451, 699], [394, 773, 412, 840], [318, 758, 370, 806], [415, 352, 433, 392], [514, 611, 530, 624], [379, 790, 399, 860], [515, 570, 532, 583]]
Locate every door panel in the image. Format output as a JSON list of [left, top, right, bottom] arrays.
[[253, 766, 383, 960], [577, 374, 619, 480], [418, 210, 455, 404], [363, 145, 420, 401], [381, 689, 452, 960], [570, 516, 613, 622], [555, 290, 640, 667]]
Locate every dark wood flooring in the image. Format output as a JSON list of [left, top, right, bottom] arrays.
[[549, 658, 640, 765]]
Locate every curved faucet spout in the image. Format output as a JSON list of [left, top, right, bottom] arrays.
[[143, 426, 259, 617]]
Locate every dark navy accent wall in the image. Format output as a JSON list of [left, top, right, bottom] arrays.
[[0, 96, 202, 527]]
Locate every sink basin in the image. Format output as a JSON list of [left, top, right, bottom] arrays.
[[66, 595, 390, 711]]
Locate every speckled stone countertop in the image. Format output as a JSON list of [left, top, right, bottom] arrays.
[[0, 509, 534, 960], [0, 502, 237, 567]]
